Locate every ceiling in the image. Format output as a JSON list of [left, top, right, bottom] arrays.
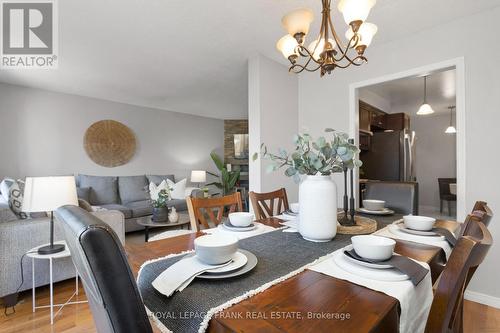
[[362, 69, 456, 115], [0, 0, 498, 119]]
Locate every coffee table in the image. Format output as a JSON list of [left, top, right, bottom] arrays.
[[136, 213, 190, 242]]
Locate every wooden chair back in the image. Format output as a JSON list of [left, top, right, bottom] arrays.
[[186, 192, 243, 231], [472, 201, 493, 227], [425, 220, 493, 333], [249, 188, 289, 220]]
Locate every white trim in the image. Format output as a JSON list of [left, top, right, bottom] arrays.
[[465, 290, 500, 309], [349, 57, 466, 221]]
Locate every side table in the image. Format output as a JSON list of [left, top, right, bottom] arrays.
[[27, 240, 87, 324]]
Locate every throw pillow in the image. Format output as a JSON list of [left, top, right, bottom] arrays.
[[148, 180, 169, 201], [0, 178, 14, 202], [78, 199, 93, 212], [8, 180, 28, 219], [76, 187, 91, 202], [167, 178, 187, 200]]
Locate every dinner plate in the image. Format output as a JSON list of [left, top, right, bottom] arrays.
[[357, 207, 395, 215], [197, 249, 258, 279], [222, 221, 257, 232], [184, 251, 248, 274], [342, 245, 393, 269], [333, 251, 409, 282], [395, 223, 441, 237], [388, 224, 445, 241]]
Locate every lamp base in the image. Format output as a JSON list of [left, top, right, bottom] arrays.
[[37, 243, 65, 255]]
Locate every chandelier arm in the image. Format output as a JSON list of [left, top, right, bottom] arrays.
[[332, 35, 362, 63], [297, 45, 324, 65], [333, 56, 366, 68], [327, 11, 348, 51], [290, 62, 322, 74]]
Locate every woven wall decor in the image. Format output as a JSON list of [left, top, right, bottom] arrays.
[[84, 120, 136, 167]]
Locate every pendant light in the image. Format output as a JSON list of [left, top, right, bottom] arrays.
[[417, 76, 435, 115], [445, 106, 457, 134]]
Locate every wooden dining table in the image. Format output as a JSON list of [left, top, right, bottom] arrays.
[[126, 217, 459, 333]]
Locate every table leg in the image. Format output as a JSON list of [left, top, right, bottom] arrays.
[[49, 258, 53, 325], [145, 226, 149, 242], [32, 258, 35, 313]]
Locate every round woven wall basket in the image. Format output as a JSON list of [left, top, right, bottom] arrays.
[[84, 120, 136, 167]]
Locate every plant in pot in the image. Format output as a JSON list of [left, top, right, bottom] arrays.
[[253, 128, 361, 242], [151, 188, 171, 222], [206, 152, 240, 196]]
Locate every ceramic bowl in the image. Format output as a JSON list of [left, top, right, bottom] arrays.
[[351, 235, 396, 261], [290, 203, 300, 214], [403, 215, 436, 231], [362, 199, 386, 211], [228, 212, 254, 227], [194, 234, 238, 265]]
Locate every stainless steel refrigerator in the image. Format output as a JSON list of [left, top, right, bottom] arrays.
[[360, 129, 416, 181]]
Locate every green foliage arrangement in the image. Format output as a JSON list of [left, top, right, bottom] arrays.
[[151, 189, 171, 208], [206, 152, 241, 195]]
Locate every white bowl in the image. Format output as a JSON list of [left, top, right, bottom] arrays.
[[228, 212, 254, 227], [363, 199, 386, 211], [403, 215, 436, 231], [351, 235, 396, 261], [194, 234, 238, 265], [290, 203, 300, 214]]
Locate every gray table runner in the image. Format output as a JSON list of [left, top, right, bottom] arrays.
[[137, 215, 400, 333]]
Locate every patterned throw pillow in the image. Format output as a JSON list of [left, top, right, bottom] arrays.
[[8, 180, 28, 219]]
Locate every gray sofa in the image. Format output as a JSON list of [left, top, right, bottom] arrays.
[[0, 204, 125, 300], [76, 174, 197, 232]]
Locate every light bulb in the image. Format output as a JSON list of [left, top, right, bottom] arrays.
[[445, 126, 457, 134], [417, 103, 435, 115], [308, 38, 336, 60], [281, 8, 314, 37], [338, 0, 376, 25], [346, 22, 378, 47], [276, 35, 299, 59]]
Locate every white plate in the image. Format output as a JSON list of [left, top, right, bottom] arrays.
[[221, 221, 257, 232], [342, 245, 393, 269], [357, 208, 395, 215], [185, 251, 248, 273], [395, 223, 440, 237], [197, 250, 258, 279], [333, 251, 409, 282], [388, 224, 445, 241]]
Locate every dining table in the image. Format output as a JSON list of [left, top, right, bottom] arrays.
[[126, 215, 459, 333]]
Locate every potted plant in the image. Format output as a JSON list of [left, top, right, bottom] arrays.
[[254, 128, 361, 242], [206, 152, 240, 196], [151, 188, 170, 222]]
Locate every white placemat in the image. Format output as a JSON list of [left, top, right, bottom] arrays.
[[202, 222, 276, 239], [309, 249, 433, 333]]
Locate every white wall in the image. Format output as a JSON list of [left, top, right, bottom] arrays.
[[359, 89, 392, 112], [248, 55, 299, 202], [0, 83, 224, 182], [298, 8, 500, 303]]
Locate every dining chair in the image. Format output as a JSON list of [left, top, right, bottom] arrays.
[[364, 181, 419, 215], [438, 178, 457, 216], [186, 192, 243, 231], [471, 201, 493, 227], [249, 188, 290, 220], [425, 220, 493, 333], [55, 205, 153, 333]]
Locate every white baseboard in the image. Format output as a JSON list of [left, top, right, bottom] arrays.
[[464, 290, 500, 309]]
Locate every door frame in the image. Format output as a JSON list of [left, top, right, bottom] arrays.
[[348, 57, 466, 221]]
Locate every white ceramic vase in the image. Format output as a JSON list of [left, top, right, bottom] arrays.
[[298, 175, 337, 242], [168, 207, 179, 223]]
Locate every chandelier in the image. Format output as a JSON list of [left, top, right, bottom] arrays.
[[276, 0, 377, 77]]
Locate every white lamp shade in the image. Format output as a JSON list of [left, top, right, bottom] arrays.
[[281, 8, 314, 36], [417, 103, 435, 115], [346, 22, 378, 47], [338, 0, 376, 25], [190, 170, 206, 183], [22, 176, 78, 212], [308, 38, 336, 60], [276, 34, 299, 59], [445, 126, 457, 134]]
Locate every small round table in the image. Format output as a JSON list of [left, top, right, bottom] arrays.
[[27, 241, 87, 325], [136, 213, 191, 242]]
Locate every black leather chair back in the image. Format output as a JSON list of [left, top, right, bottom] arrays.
[[364, 181, 419, 215], [55, 206, 152, 333]]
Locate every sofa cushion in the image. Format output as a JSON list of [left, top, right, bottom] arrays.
[[98, 204, 132, 219], [76, 187, 91, 202], [78, 175, 119, 205], [0, 178, 14, 202], [118, 176, 149, 204], [0, 206, 18, 223], [124, 200, 152, 218], [166, 199, 187, 212], [146, 174, 175, 185]]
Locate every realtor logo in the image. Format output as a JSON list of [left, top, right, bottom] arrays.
[[1, 0, 58, 69]]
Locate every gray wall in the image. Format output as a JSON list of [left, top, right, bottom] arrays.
[[0, 83, 224, 181]]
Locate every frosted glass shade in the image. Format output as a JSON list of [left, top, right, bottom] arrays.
[[276, 34, 299, 59], [417, 103, 435, 115], [338, 0, 376, 25], [281, 8, 314, 36], [445, 126, 457, 134], [346, 22, 378, 47], [22, 176, 78, 212], [308, 38, 336, 60], [190, 170, 207, 183]]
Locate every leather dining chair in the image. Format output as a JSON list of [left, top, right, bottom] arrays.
[[186, 192, 243, 231], [55, 206, 153, 333], [364, 181, 419, 215], [438, 178, 457, 216], [249, 188, 290, 220], [425, 220, 493, 333]]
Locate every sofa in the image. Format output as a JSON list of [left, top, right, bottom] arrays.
[[0, 202, 125, 300], [76, 174, 199, 233]]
